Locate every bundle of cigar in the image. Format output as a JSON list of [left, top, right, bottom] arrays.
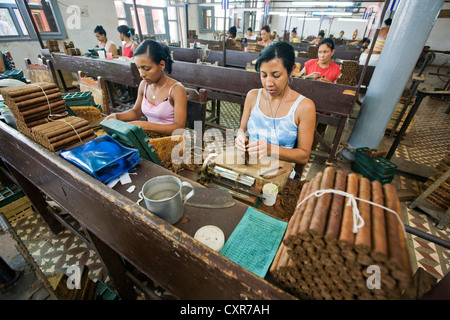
[[0, 82, 95, 151], [270, 167, 413, 300], [336, 60, 360, 86]]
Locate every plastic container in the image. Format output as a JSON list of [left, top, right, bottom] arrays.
[[0, 184, 24, 207], [262, 183, 279, 206], [194, 225, 225, 252]]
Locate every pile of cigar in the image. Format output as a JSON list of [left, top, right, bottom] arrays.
[[0, 82, 95, 152], [270, 167, 413, 300], [336, 60, 360, 86]]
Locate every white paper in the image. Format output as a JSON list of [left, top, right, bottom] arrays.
[[126, 185, 136, 193], [107, 177, 120, 188], [120, 172, 132, 185]]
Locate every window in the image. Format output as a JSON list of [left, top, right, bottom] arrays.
[[200, 7, 214, 32], [114, 0, 180, 43], [0, 0, 66, 42]]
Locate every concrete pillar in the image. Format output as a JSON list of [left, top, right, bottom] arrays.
[[346, 0, 444, 152]]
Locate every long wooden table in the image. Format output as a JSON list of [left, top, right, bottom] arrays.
[[0, 120, 294, 300], [170, 47, 374, 88]]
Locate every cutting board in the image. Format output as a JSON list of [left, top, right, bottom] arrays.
[[212, 149, 293, 190]]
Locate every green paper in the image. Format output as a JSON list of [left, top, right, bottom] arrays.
[[220, 207, 288, 278]]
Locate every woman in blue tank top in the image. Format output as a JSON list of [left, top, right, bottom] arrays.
[[235, 41, 316, 172]]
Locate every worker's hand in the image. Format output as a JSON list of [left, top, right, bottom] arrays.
[[247, 139, 270, 159], [104, 113, 117, 121], [305, 72, 321, 80], [318, 76, 332, 83], [235, 129, 247, 152]]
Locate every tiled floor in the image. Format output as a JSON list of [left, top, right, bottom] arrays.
[[1, 64, 448, 299]]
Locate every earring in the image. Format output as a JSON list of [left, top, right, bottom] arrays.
[[288, 76, 293, 84]]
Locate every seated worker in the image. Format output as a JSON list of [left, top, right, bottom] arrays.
[[310, 30, 325, 45], [235, 41, 316, 172], [289, 27, 301, 43], [105, 39, 187, 136], [359, 18, 392, 66], [259, 25, 273, 47], [300, 38, 341, 83], [349, 37, 371, 51], [226, 26, 243, 51], [94, 25, 118, 57], [245, 27, 256, 40], [117, 25, 138, 58]]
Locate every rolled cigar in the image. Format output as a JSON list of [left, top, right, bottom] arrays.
[[384, 185, 412, 286], [48, 125, 92, 143], [25, 118, 49, 128], [354, 177, 372, 254], [298, 171, 323, 241], [20, 100, 66, 116], [338, 173, 359, 251], [383, 184, 407, 271], [51, 130, 95, 151], [309, 166, 336, 237], [283, 181, 310, 248], [288, 181, 312, 246], [44, 118, 89, 139], [32, 116, 82, 135], [12, 88, 60, 103], [370, 180, 389, 263], [270, 243, 287, 273], [23, 106, 66, 122], [16, 93, 63, 109], [324, 170, 347, 244], [0, 82, 57, 97]]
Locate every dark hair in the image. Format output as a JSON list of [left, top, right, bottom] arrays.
[[261, 25, 271, 33], [134, 39, 174, 74], [318, 30, 325, 37], [247, 27, 253, 32], [228, 26, 237, 38], [94, 25, 106, 36], [361, 37, 370, 44], [291, 27, 297, 34], [384, 18, 392, 26], [117, 25, 135, 38], [318, 38, 335, 50], [255, 41, 295, 75]]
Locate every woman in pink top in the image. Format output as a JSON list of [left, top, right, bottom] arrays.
[[105, 39, 187, 136]]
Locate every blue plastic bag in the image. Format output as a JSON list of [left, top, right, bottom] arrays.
[[59, 135, 141, 184]]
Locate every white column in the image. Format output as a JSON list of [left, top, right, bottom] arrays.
[[346, 0, 444, 151]]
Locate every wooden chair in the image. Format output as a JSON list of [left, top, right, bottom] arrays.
[[24, 58, 57, 84], [77, 71, 111, 115]]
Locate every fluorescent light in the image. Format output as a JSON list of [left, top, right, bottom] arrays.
[[269, 12, 288, 16], [338, 18, 368, 22], [291, 1, 355, 7], [312, 11, 353, 16], [289, 13, 308, 17]]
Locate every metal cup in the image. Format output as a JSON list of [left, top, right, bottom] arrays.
[[139, 175, 194, 224]]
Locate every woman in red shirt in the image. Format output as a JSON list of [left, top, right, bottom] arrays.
[[301, 38, 341, 83], [117, 25, 138, 58]]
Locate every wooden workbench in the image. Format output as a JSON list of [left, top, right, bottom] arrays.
[[0, 120, 294, 300]]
